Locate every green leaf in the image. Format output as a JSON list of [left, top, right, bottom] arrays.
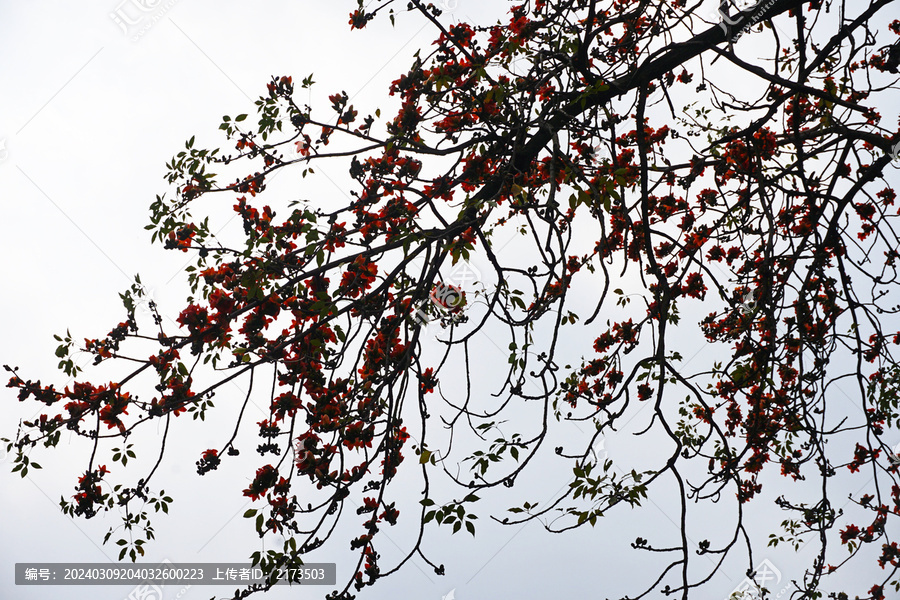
[[244, 509, 258, 518]]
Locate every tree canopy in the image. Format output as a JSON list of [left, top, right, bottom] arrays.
[[6, 0, 900, 598]]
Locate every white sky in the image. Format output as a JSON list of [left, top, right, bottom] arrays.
[[1, 1, 898, 600]]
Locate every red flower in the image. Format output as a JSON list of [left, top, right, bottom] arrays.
[[419, 368, 437, 394], [348, 9, 371, 30], [683, 272, 707, 299], [840, 524, 860, 543], [243, 465, 279, 501], [339, 256, 378, 298], [430, 283, 465, 311], [637, 384, 653, 401]]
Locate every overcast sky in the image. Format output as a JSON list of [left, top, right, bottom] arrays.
[[2, 2, 899, 600]]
